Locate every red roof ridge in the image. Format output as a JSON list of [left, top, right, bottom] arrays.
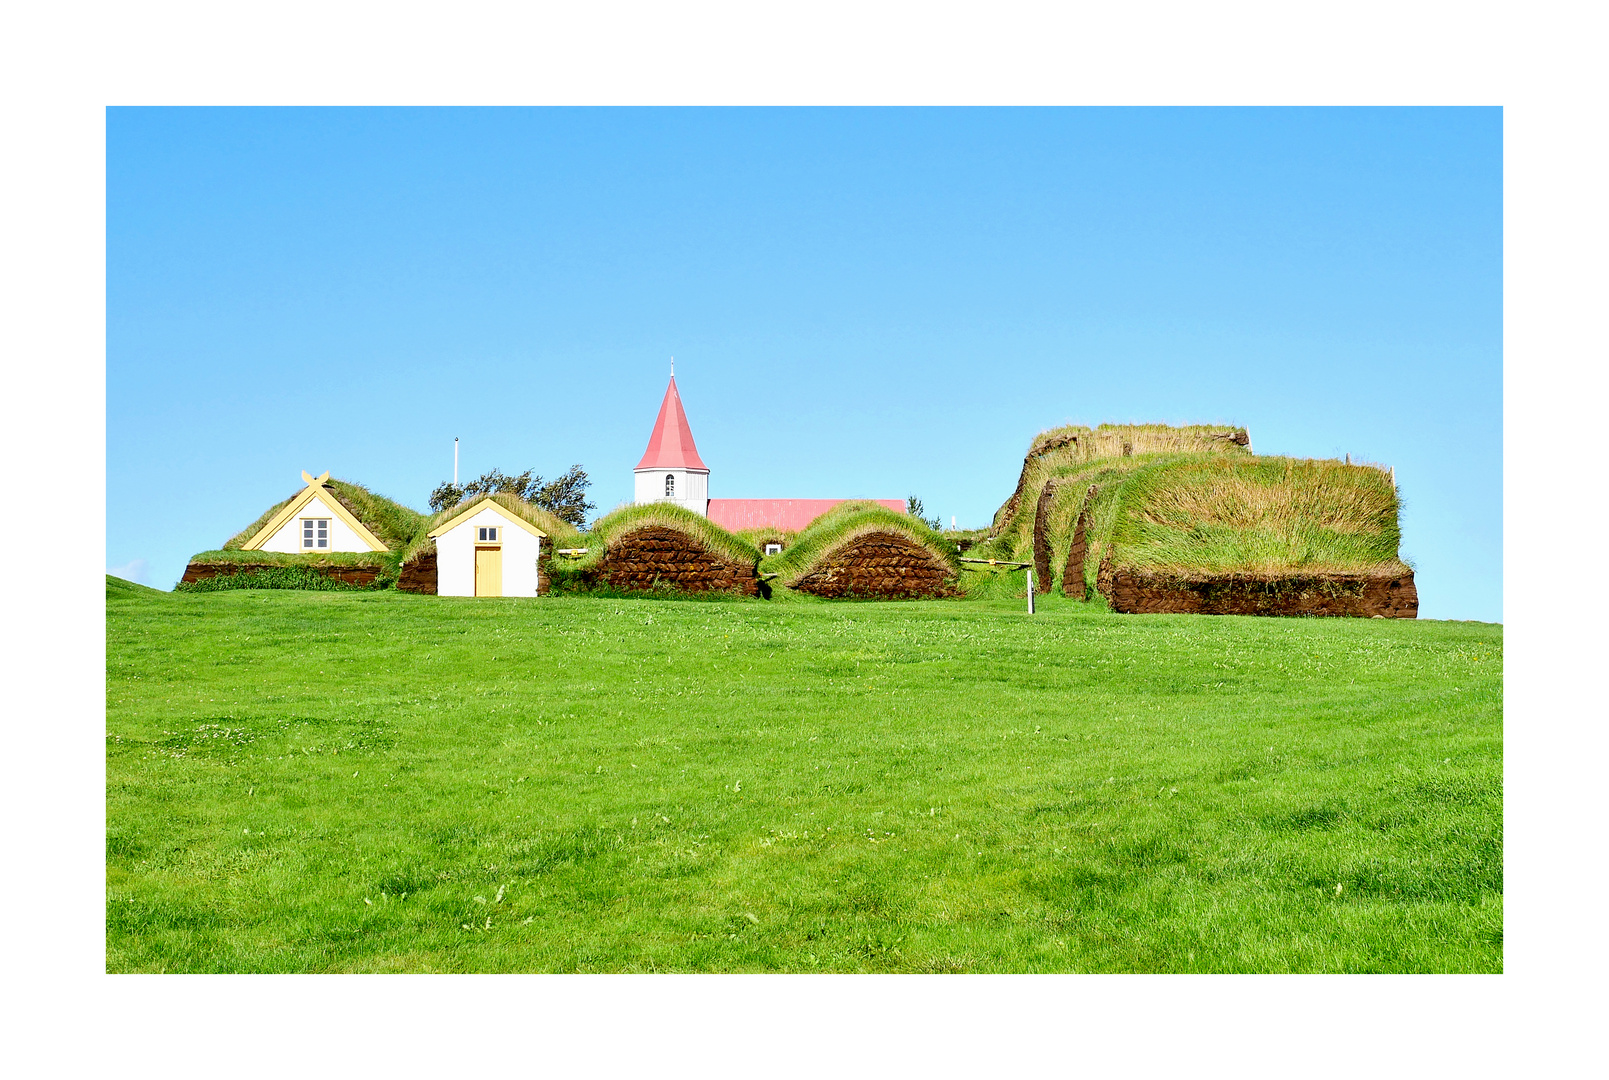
[[635, 376, 709, 471]]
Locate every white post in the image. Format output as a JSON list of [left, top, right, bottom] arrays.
[[454, 438, 459, 485], [1026, 568, 1035, 615]]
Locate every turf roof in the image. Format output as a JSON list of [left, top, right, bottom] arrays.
[[561, 502, 762, 573], [222, 478, 426, 553], [398, 491, 583, 567], [761, 502, 960, 588]]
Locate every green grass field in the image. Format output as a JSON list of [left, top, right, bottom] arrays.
[[106, 582, 1502, 972]]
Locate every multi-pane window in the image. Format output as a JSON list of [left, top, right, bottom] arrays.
[[664, 473, 676, 497], [764, 543, 783, 556], [477, 526, 500, 542], [302, 518, 329, 549]]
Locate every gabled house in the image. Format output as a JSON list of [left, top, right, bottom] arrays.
[[427, 494, 551, 597], [238, 470, 390, 554]]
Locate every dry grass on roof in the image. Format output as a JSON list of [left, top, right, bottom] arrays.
[[1104, 456, 1408, 576], [991, 423, 1251, 542]]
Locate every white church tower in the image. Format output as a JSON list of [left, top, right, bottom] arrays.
[[633, 368, 710, 516]]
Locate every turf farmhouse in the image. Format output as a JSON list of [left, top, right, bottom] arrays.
[[106, 581, 1502, 973]]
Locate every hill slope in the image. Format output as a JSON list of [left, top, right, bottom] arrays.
[[106, 591, 1502, 973]]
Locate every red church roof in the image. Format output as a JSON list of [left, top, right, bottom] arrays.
[[706, 499, 906, 533], [635, 376, 709, 471]]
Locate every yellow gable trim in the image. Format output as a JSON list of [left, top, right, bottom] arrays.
[[241, 475, 389, 552], [429, 497, 549, 541]]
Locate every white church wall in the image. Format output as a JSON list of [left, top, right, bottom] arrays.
[[633, 468, 709, 516], [258, 492, 375, 553], [436, 505, 543, 597]]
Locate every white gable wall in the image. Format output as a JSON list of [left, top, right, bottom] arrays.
[[633, 468, 709, 516], [436, 505, 543, 597], [258, 492, 377, 553]]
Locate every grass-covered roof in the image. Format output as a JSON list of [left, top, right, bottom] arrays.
[[1103, 456, 1408, 576], [560, 503, 761, 573], [761, 501, 960, 588], [399, 491, 583, 566], [223, 479, 426, 553], [991, 422, 1251, 543]]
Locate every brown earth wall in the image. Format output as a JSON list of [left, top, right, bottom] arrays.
[[396, 552, 437, 594], [791, 532, 961, 599], [1031, 481, 1057, 594], [180, 561, 384, 587], [1061, 485, 1099, 598], [590, 526, 759, 596], [1095, 557, 1417, 617]]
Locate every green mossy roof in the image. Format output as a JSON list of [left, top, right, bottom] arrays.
[[222, 479, 426, 553], [559, 503, 761, 573], [761, 502, 960, 588]]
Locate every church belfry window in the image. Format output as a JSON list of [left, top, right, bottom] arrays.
[[665, 474, 675, 497]]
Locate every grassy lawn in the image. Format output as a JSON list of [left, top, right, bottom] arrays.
[[105, 585, 1502, 972]]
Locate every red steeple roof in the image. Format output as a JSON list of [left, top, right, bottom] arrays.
[[635, 376, 708, 471]]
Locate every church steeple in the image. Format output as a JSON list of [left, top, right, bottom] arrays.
[[635, 374, 708, 472], [633, 369, 711, 516]]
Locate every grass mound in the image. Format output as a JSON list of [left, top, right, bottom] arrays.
[[106, 575, 166, 600], [762, 502, 960, 595], [548, 503, 761, 596], [564, 504, 760, 572], [976, 423, 1407, 603]]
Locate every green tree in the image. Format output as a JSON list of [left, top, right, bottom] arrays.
[[430, 464, 595, 526]]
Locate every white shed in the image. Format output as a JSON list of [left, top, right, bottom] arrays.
[[429, 497, 548, 597], [240, 471, 389, 555]]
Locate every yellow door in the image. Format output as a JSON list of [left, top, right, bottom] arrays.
[[474, 546, 502, 596]]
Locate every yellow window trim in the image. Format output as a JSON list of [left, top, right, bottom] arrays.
[[241, 472, 388, 552], [429, 497, 549, 541]]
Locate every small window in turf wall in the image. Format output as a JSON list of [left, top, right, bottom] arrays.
[[764, 543, 783, 556], [301, 518, 329, 549]]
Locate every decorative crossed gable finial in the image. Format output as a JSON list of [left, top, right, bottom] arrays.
[[301, 470, 330, 486]]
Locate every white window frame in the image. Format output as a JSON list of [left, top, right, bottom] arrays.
[[301, 518, 330, 549], [664, 473, 676, 497], [477, 525, 501, 543], [764, 542, 783, 556]]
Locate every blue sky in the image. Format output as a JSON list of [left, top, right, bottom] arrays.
[[106, 107, 1501, 620]]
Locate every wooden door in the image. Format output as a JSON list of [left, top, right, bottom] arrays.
[[474, 546, 502, 596]]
